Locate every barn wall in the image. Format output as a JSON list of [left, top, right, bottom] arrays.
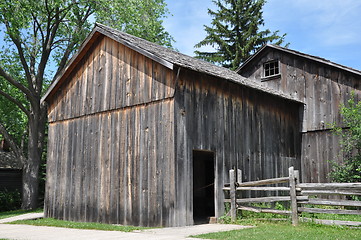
[[47, 36, 175, 123], [240, 50, 361, 182], [301, 131, 343, 183], [240, 50, 361, 131], [45, 100, 175, 227], [45, 35, 177, 227], [174, 69, 302, 225]]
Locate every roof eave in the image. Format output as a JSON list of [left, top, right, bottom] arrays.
[[95, 23, 173, 70], [237, 44, 361, 76], [235, 44, 270, 73]]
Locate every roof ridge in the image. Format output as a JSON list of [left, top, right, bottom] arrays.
[[42, 23, 304, 105], [238, 44, 361, 76]]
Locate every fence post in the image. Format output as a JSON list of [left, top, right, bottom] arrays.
[[237, 169, 242, 216], [237, 169, 242, 184], [294, 170, 300, 185], [289, 167, 299, 226], [229, 169, 236, 222]]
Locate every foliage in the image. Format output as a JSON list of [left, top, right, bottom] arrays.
[[0, 189, 21, 211], [0, 0, 173, 209], [96, 0, 174, 48], [0, 50, 28, 148], [330, 92, 361, 183], [192, 220, 361, 240], [9, 218, 149, 232], [194, 0, 287, 70]]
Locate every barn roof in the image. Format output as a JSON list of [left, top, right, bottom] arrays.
[[236, 44, 361, 76], [42, 23, 302, 104], [0, 151, 22, 169]]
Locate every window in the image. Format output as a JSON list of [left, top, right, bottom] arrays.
[[264, 60, 280, 77]]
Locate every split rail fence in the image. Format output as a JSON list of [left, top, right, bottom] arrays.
[[223, 167, 361, 226]]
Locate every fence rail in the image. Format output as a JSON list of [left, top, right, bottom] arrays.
[[224, 167, 361, 226]]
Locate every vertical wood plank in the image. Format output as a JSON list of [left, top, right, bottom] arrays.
[[230, 169, 236, 222], [289, 166, 299, 226]]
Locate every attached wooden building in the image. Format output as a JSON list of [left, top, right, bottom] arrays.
[[0, 141, 23, 192], [237, 44, 361, 183], [42, 24, 302, 227]]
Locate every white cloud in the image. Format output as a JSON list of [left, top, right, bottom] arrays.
[[287, 0, 361, 46]]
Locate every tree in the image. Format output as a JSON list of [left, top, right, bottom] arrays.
[[96, 0, 174, 48], [194, 0, 287, 70], [330, 92, 361, 183], [0, 0, 173, 209]]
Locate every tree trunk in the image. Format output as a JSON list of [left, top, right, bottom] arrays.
[[21, 103, 47, 209]]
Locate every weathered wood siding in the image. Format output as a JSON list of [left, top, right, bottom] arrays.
[[47, 36, 175, 122], [240, 50, 361, 130], [301, 131, 343, 183], [174, 69, 302, 225], [45, 36, 176, 227], [240, 49, 361, 182], [45, 100, 175, 227]]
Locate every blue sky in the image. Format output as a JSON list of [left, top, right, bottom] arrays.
[[164, 0, 361, 70]]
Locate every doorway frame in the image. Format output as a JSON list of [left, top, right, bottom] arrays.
[[192, 149, 216, 224]]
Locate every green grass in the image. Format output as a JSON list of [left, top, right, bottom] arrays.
[[8, 217, 149, 232], [193, 220, 361, 240], [0, 208, 43, 220]]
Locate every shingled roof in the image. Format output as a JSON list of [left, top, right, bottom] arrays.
[[236, 44, 361, 76], [0, 151, 22, 169], [42, 23, 302, 104]]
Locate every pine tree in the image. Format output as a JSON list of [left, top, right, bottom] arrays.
[[195, 0, 287, 70]]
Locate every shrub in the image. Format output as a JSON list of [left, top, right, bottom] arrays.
[[330, 92, 361, 183], [0, 189, 21, 211]]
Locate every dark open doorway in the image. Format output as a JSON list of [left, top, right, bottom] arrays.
[[193, 150, 215, 224]]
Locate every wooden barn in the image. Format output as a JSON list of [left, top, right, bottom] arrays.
[[42, 23, 303, 227], [237, 44, 361, 183]]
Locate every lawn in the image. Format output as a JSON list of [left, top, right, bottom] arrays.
[[0, 209, 43, 220], [193, 220, 361, 240], [8, 218, 148, 232], [1, 209, 148, 232]]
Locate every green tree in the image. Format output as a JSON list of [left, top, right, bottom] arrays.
[[194, 0, 287, 70], [330, 92, 361, 183], [96, 0, 173, 48], [0, 0, 173, 209]]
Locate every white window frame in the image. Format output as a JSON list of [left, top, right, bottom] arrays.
[[263, 60, 280, 78]]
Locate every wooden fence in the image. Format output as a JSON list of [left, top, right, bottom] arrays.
[[223, 167, 361, 226]]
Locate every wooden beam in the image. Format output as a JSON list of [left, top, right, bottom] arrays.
[[298, 198, 361, 207], [301, 217, 361, 226], [300, 190, 361, 196], [299, 207, 361, 215], [297, 183, 361, 189], [237, 206, 291, 216], [224, 196, 308, 203], [224, 177, 290, 188], [223, 187, 290, 191]]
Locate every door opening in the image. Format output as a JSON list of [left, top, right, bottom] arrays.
[[193, 150, 215, 224]]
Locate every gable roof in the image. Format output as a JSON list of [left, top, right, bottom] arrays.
[[236, 44, 361, 76], [42, 23, 302, 104]]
